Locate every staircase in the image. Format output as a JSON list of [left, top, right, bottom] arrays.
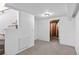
[[0, 22, 18, 55], [0, 32, 5, 55], [0, 8, 18, 55]]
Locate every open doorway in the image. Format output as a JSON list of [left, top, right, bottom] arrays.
[[50, 20, 59, 42]]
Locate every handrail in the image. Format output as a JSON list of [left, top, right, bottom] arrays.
[[0, 34, 5, 36], [0, 9, 9, 13]]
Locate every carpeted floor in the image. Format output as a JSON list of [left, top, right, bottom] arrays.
[[17, 40, 76, 55], [0, 40, 4, 55], [0, 45, 4, 55]]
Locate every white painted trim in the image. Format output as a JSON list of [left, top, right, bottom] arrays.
[[16, 43, 34, 55]]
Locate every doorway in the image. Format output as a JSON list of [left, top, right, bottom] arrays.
[[50, 20, 59, 41]]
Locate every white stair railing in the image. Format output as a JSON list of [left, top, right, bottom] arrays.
[[7, 21, 18, 29], [0, 9, 9, 14]]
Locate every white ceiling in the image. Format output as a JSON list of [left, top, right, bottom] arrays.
[[5, 3, 77, 18]]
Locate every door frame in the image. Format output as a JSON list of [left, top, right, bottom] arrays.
[[49, 20, 59, 41]]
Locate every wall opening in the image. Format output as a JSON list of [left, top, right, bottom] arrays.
[[50, 20, 59, 42]]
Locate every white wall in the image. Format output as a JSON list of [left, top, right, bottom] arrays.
[[0, 9, 18, 32], [5, 11, 34, 55], [34, 18, 38, 40], [75, 11, 79, 54], [35, 17, 59, 41], [5, 29, 19, 55], [18, 11, 34, 51], [35, 17, 75, 47], [35, 18, 50, 41], [59, 17, 75, 47]]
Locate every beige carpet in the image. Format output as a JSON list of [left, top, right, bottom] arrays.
[[17, 40, 76, 55]]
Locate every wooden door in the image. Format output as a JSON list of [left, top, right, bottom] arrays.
[[50, 20, 59, 40]]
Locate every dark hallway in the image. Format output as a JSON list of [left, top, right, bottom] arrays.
[[50, 20, 59, 41]]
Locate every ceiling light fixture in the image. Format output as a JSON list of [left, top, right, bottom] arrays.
[[41, 10, 54, 17]]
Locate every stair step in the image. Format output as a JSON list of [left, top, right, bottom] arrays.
[[0, 49, 4, 55], [0, 40, 4, 45], [0, 45, 4, 49], [0, 45, 4, 55]]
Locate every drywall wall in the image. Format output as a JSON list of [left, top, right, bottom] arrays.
[[34, 18, 38, 40], [0, 9, 18, 32], [75, 11, 79, 54], [5, 11, 34, 55], [35, 18, 50, 41], [5, 29, 19, 55], [35, 17, 59, 41], [18, 11, 34, 51], [59, 17, 75, 47], [35, 17, 75, 46]]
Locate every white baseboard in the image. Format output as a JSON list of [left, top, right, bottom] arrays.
[[16, 43, 34, 55]]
